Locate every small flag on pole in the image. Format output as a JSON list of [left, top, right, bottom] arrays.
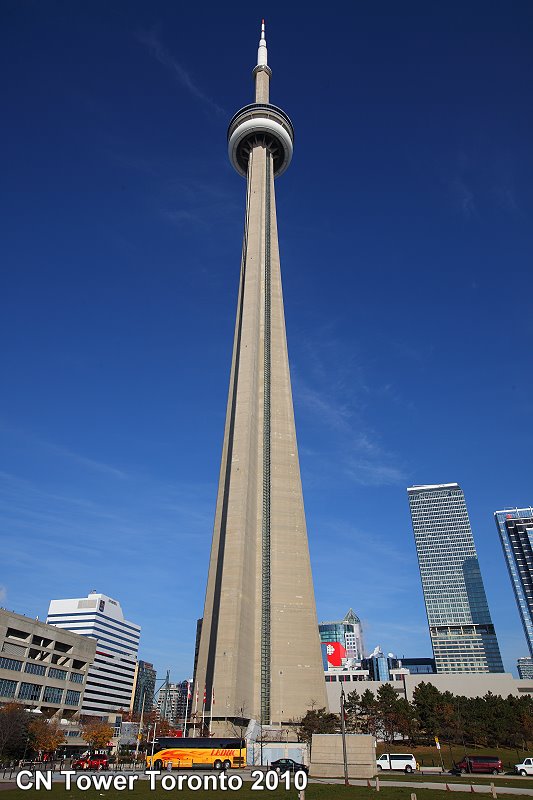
[[212, 687, 215, 705]]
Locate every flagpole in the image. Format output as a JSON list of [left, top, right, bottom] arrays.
[[201, 686, 206, 735], [340, 686, 349, 786], [193, 682, 199, 737], [134, 690, 146, 764], [209, 687, 214, 736], [183, 680, 191, 738]]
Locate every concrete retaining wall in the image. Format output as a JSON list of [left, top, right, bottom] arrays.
[[310, 734, 376, 778]]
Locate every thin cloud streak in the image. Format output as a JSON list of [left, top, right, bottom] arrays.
[[136, 30, 226, 117], [294, 366, 408, 488], [0, 424, 128, 479]]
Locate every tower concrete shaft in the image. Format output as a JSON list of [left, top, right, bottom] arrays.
[[194, 24, 326, 732]]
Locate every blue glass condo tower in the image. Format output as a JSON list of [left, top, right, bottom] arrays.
[[408, 483, 504, 674], [494, 508, 533, 658]]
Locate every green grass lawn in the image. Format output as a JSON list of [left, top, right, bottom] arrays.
[[380, 772, 533, 787], [3, 775, 533, 800], [0, 785, 490, 800]]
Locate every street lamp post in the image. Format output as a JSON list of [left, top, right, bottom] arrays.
[[340, 687, 349, 786]]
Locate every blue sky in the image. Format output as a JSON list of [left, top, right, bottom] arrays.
[[2, 1, 533, 683]]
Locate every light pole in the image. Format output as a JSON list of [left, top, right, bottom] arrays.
[[340, 686, 349, 786]]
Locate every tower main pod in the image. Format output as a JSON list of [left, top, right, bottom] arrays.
[[195, 24, 327, 733]]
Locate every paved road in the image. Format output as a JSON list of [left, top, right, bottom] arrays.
[[2, 768, 533, 796]]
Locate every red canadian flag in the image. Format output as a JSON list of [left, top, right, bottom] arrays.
[[203, 686, 206, 706]]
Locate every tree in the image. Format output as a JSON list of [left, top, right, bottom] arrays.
[[376, 683, 400, 744], [0, 703, 29, 761], [344, 690, 362, 733], [515, 695, 533, 750], [412, 682, 444, 738], [80, 719, 114, 750], [298, 708, 338, 751], [153, 718, 172, 737], [395, 697, 418, 744], [359, 689, 380, 737], [29, 717, 65, 755]]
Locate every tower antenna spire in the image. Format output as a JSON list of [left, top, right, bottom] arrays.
[[253, 19, 271, 103], [257, 19, 268, 67]]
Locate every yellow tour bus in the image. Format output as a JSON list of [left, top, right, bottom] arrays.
[[146, 737, 246, 771]]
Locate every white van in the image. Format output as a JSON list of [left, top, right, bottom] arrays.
[[376, 753, 417, 773], [515, 757, 533, 776]]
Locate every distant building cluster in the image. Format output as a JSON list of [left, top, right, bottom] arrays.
[[320, 484, 533, 704], [0, 591, 160, 755], [1, 480, 533, 750]]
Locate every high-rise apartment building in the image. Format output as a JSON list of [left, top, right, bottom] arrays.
[[408, 483, 504, 674], [319, 609, 365, 660], [157, 681, 189, 728], [494, 508, 533, 657], [130, 660, 157, 716], [194, 23, 327, 732], [47, 591, 140, 715], [517, 657, 533, 679]]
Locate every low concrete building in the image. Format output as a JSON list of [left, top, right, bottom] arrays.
[[0, 609, 96, 718], [310, 734, 376, 778], [325, 671, 533, 710]]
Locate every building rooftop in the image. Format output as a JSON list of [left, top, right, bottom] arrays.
[[407, 483, 460, 492]]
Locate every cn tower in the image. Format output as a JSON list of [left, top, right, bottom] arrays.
[[195, 22, 327, 734]]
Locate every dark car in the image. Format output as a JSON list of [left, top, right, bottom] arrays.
[[455, 756, 502, 775], [270, 758, 308, 774]]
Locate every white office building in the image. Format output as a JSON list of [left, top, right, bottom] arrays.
[[47, 592, 140, 716]]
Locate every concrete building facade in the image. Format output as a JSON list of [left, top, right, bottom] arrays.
[[0, 609, 95, 717], [47, 591, 140, 716], [325, 671, 533, 710], [194, 24, 326, 733], [408, 483, 504, 673]]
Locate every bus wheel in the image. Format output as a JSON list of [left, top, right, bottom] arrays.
[[214, 760, 222, 770], [223, 760, 231, 770], [154, 760, 163, 770]]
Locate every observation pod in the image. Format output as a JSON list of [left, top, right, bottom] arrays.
[[227, 102, 294, 178]]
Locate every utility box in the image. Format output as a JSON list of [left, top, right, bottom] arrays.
[[310, 734, 376, 778]]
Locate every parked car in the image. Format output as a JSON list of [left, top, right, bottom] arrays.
[[376, 753, 417, 773], [455, 756, 502, 775], [515, 757, 533, 776], [270, 758, 308, 774], [72, 752, 109, 771]]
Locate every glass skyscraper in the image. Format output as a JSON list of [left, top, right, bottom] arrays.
[[408, 483, 503, 674], [318, 609, 365, 660], [494, 508, 533, 657]]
